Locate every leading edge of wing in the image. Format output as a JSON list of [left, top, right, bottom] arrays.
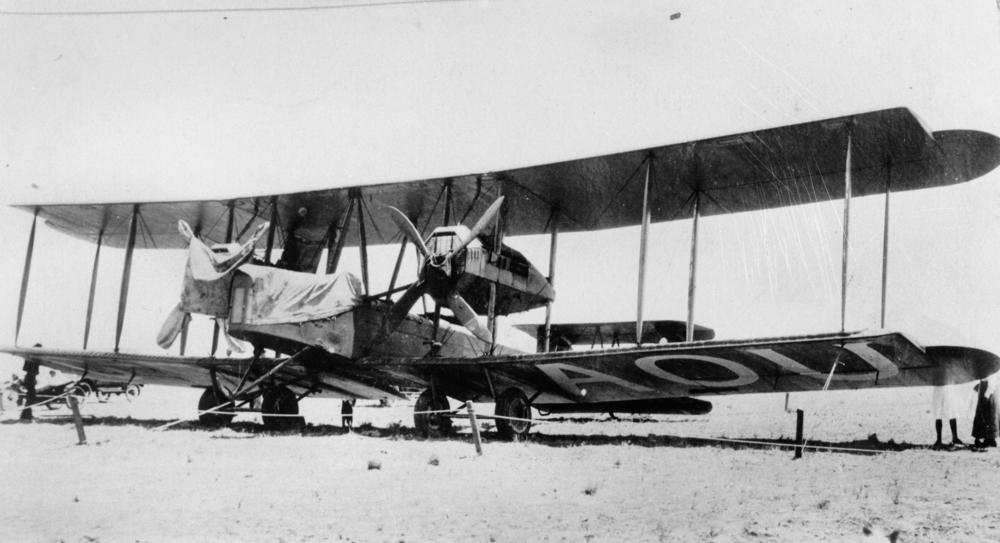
[[15, 107, 1000, 250], [0, 346, 251, 389]]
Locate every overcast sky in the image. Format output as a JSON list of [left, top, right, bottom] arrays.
[[2, 0, 1000, 370]]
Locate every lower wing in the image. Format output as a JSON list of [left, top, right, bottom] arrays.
[[4, 330, 998, 410], [0, 346, 402, 400], [358, 330, 1000, 410]]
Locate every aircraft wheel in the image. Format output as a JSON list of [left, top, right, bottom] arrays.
[[197, 387, 235, 427], [414, 389, 452, 438], [495, 388, 532, 441], [124, 384, 141, 402], [70, 381, 91, 404], [261, 387, 305, 431]]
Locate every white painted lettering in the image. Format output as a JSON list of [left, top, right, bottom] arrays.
[[634, 355, 759, 388], [746, 342, 899, 381]]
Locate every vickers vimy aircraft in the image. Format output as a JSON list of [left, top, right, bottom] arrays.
[[5, 107, 1000, 439]]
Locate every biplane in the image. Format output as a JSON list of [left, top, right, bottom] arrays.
[[5, 107, 1000, 439]]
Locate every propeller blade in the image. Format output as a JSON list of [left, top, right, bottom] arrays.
[[363, 281, 428, 356], [388, 281, 427, 325], [454, 196, 505, 253], [386, 206, 430, 258], [446, 292, 493, 345]]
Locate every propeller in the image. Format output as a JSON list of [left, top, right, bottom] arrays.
[[381, 197, 505, 346]]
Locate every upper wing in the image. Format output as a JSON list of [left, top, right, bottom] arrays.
[[15, 108, 1000, 251], [356, 331, 1000, 409]]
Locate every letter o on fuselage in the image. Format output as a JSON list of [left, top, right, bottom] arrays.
[[634, 354, 759, 388]]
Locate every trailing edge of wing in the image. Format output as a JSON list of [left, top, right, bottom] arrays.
[[13, 107, 1000, 250]]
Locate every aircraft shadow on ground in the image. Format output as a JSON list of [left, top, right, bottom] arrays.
[[2, 414, 934, 454]]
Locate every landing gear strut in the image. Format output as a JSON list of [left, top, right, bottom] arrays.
[[495, 388, 532, 441], [341, 399, 355, 430], [414, 389, 452, 438], [261, 387, 304, 431]]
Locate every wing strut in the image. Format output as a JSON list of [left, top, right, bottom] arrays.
[[264, 196, 278, 264], [880, 159, 892, 328], [686, 190, 701, 342], [487, 187, 506, 350], [327, 196, 355, 274], [443, 179, 453, 225], [14, 207, 38, 346], [387, 237, 409, 299], [840, 129, 853, 333], [211, 201, 237, 356], [83, 227, 104, 350], [636, 158, 652, 345], [114, 204, 139, 353], [354, 190, 370, 294], [179, 318, 189, 356], [542, 209, 559, 352]]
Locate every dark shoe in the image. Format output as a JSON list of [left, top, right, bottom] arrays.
[[932, 441, 945, 450], [952, 438, 965, 446]]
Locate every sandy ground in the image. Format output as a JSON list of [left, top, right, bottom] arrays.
[[2, 385, 1000, 542]]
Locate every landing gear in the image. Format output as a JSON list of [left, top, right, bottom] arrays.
[[197, 387, 235, 427], [261, 387, 304, 431], [495, 388, 532, 441], [414, 389, 452, 438], [124, 384, 142, 402], [341, 399, 355, 430], [70, 381, 93, 404]]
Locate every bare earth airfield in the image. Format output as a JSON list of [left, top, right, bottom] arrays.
[[4, 387, 1000, 542], [5, 1, 1000, 542]]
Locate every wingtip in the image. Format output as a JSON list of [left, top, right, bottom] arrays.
[[925, 345, 1000, 385], [933, 129, 1000, 184]]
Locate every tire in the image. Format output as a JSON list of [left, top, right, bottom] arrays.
[[414, 389, 452, 438], [197, 387, 235, 427], [70, 381, 91, 405], [75, 381, 92, 397], [261, 387, 304, 431], [495, 388, 532, 441], [124, 384, 141, 402]]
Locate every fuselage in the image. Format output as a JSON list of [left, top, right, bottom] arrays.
[[229, 299, 526, 361]]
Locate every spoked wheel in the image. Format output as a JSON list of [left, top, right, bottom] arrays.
[[495, 388, 532, 441], [261, 387, 305, 431], [70, 381, 92, 405], [197, 387, 235, 427], [124, 384, 142, 402], [414, 389, 452, 438]]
